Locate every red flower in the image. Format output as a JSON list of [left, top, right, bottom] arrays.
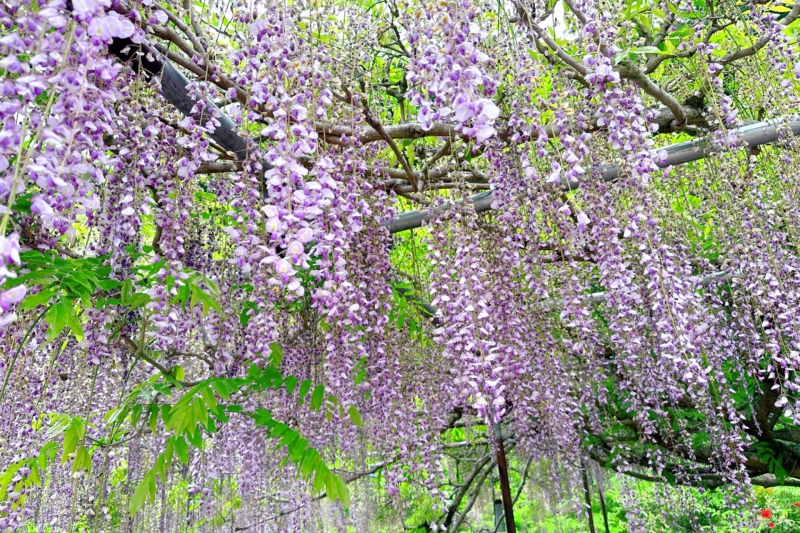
[[768, 522, 775, 529], [795, 502, 800, 508], [762, 509, 773, 519]]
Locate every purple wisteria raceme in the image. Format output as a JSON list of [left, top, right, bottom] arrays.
[[4, 0, 800, 529], [0, 233, 23, 327], [405, 0, 500, 143]]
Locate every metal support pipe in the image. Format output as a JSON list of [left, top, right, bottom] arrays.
[[385, 118, 800, 234], [63, 0, 256, 164], [91, 7, 800, 236], [106, 35, 252, 162]]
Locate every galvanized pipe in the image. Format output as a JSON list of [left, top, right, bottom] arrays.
[[385, 119, 800, 234]]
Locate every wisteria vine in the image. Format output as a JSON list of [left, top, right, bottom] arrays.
[[3, 0, 800, 531]]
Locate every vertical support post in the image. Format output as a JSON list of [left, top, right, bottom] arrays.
[[492, 421, 516, 533], [597, 480, 611, 533], [491, 474, 506, 532], [493, 499, 506, 532], [581, 461, 597, 533]]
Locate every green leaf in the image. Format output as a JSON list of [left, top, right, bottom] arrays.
[[269, 342, 283, 366], [10, 268, 59, 285], [196, 289, 222, 316], [775, 460, 787, 482], [163, 439, 174, 470], [283, 376, 299, 395], [130, 404, 143, 428], [42, 441, 57, 463], [65, 271, 93, 293], [629, 45, 665, 54], [45, 303, 70, 341], [200, 386, 218, 411], [163, 404, 180, 431], [149, 405, 159, 434], [13, 193, 33, 212], [172, 366, 185, 382], [19, 289, 57, 311], [325, 468, 338, 500], [312, 466, 328, 494], [96, 298, 122, 308], [154, 454, 166, 483], [289, 438, 308, 463], [354, 368, 367, 386], [130, 471, 155, 515], [297, 380, 312, 401], [334, 475, 350, 507], [61, 422, 80, 464], [252, 408, 273, 425], [257, 365, 282, 388], [0, 462, 22, 501], [300, 449, 320, 479], [193, 398, 209, 427], [60, 296, 83, 337], [211, 380, 231, 400], [125, 293, 151, 309], [348, 405, 364, 428], [270, 422, 289, 438], [174, 436, 189, 465], [29, 464, 41, 486], [240, 301, 257, 326], [278, 429, 299, 451], [103, 406, 126, 426], [96, 279, 121, 291], [310, 385, 325, 411], [72, 446, 92, 473], [186, 426, 203, 449], [44, 417, 72, 440]]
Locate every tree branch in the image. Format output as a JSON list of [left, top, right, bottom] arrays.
[[616, 61, 687, 130], [362, 106, 419, 191], [449, 458, 498, 533], [182, 0, 206, 50], [441, 452, 493, 529], [720, 1, 800, 66]]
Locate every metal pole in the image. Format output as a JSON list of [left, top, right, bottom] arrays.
[[492, 421, 516, 533], [386, 118, 800, 235]]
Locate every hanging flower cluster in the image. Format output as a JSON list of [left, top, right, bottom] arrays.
[[405, 0, 500, 143], [3, 0, 800, 531]]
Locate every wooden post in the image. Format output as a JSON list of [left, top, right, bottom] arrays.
[[492, 422, 516, 533]]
